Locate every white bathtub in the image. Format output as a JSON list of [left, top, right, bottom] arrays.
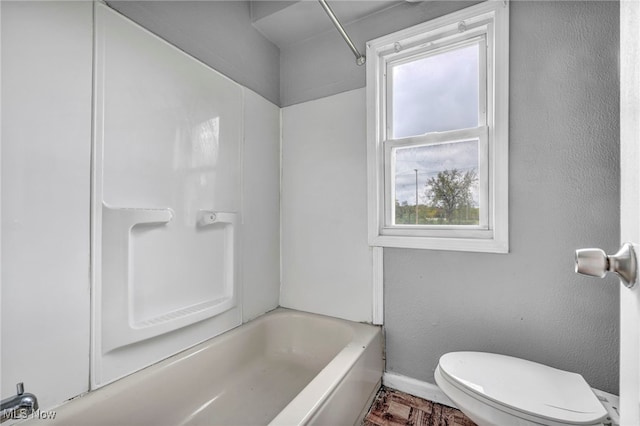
[[27, 309, 382, 425]]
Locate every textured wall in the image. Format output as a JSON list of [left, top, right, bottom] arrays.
[[384, 1, 620, 394], [108, 1, 281, 105]]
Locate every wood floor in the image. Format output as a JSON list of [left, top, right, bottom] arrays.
[[363, 386, 477, 426]]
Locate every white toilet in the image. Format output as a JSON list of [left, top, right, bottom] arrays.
[[435, 352, 620, 426]]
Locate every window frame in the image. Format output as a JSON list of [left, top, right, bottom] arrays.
[[366, 0, 509, 253]]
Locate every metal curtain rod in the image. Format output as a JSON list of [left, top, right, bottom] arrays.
[[317, 0, 366, 66]]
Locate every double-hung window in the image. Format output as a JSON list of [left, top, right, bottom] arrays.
[[366, 1, 509, 252]]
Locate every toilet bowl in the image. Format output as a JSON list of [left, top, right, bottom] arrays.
[[434, 352, 619, 426]]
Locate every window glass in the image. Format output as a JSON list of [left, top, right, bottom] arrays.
[[391, 43, 480, 139], [393, 140, 479, 225]]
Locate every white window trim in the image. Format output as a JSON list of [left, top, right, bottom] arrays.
[[366, 0, 509, 253]]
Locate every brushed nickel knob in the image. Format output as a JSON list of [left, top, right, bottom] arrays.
[[575, 243, 637, 288]]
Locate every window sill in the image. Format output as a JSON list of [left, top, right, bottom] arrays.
[[369, 233, 508, 253]]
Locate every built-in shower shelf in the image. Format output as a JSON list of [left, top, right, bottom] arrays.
[[197, 210, 237, 227], [102, 204, 174, 228], [132, 297, 234, 328], [100, 205, 238, 354]]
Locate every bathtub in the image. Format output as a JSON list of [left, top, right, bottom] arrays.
[[27, 309, 383, 425]]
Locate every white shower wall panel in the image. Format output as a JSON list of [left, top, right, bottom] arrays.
[[93, 4, 243, 387], [1, 1, 93, 412], [280, 88, 373, 323], [241, 89, 282, 322]]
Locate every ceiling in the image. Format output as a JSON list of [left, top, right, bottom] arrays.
[[250, 1, 403, 48]]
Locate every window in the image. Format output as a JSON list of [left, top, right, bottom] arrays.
[[366, 1, 509, 252]]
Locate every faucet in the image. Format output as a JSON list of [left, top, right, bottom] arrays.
[[0, 383, 39, 423]]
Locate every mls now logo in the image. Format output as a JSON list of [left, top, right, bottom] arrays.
[[10, 409, 57, 421]]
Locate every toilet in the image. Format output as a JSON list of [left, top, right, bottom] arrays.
[[434, 352, 620, 426]]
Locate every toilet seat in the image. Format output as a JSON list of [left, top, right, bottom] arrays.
[[436, 352, 609, 425]]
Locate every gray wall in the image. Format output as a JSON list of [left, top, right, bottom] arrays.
[[384, 1, 620, 394], [283, 0, 620, 394], [108, 1, 281, 105]]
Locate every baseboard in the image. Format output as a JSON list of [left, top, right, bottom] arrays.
[[382, 372, 457, 408]]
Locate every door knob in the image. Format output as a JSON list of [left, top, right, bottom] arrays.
[[575, 242, 637, 288]]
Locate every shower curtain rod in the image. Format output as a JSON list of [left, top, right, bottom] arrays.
[[317, 0, 366, 66]]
